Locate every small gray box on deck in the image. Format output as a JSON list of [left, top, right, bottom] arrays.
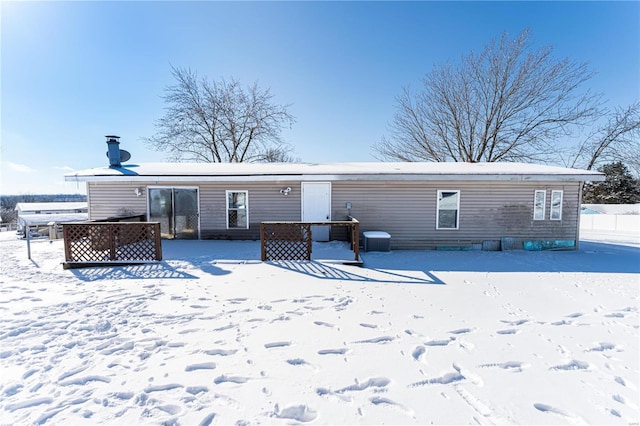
[[363, 231, 391, 252]]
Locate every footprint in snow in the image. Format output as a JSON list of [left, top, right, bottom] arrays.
[[534, 403, 585, 423], [496, 329, 520, 335], [409, 363, 481, 387], [478, 361, 527, 372], [4, 397, 53, 412], [185, 362, 216, 372], [449, 328, 473, 335], [318, 348, 348, 355], [334, 377, 391, 394], [359, 323, 378, 329], [199, 413, 216, 426], [185, 386, 208, 395], [214, 375, 248, 384], [550, 360, 591, 371], [59, 375, 111, 386], [203, 348, 238, 356], [409, 372, 465, 387], [613, 376, 635, 389], [353, 336, 394, 344], [425, 337, 455, 346], [587, 342, 618, 352], [273, 404, 317, 422], [264, 341, 291, 349], [370, 396, 414, 417], [286, 358, 310, 366], [500, 319, 529, 326], [144, 383, 183, 393], [612, 394, 627, 405], [226, 298, 248, 304]]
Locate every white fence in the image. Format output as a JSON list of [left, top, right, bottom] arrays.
[[580, 214, 640, 233]]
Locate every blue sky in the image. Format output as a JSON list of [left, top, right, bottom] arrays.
[[1, 1, 638, 194]]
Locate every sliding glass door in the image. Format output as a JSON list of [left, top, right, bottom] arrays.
[[148, 187, 199, 239]]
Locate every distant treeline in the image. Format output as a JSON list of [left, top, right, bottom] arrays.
[[1, 194, 87, 224]]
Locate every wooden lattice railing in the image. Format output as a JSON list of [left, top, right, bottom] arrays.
[[260, 219, 360, 262], [63, 222, 162, 267]]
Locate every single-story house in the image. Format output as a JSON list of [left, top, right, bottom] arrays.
[[15, 202, 89, 233], [64, 139, 605, 251]]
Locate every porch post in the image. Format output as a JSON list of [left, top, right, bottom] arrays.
[[260, 223, 266, 261]]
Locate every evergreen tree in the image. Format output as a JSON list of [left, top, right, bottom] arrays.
[[583, 162, 640, 204]]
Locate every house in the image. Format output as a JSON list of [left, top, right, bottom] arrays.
[[15, 202, 89, 234], [64, 138, 604, 250]]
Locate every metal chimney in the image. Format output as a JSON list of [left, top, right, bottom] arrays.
[[106, 135, 121, 167]]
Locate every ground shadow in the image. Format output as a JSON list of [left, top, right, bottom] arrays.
[[268, 260, 444, 285], [159, 239, 639, 280], [360, 241, 640, 274], [71, 261, 199, 282]]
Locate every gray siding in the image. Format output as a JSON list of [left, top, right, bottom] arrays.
[[88, 179, 581, 249], [87, 182, 147, 220], [198, 181, 301, 239], [331, 180, 580, 249], [88, 181, 302, 239]]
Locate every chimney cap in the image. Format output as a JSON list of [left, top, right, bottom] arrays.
[[105, 135, 120, 140]]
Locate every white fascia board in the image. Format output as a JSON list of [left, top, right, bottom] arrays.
[[66, 173, 604, 183]]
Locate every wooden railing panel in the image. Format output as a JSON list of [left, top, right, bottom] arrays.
[[260, 219, 360, 262], [63, 222, 162, 265], [261, 223, 312, 261]]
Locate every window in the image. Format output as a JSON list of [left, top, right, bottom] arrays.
[[436, 190, 460, 229], [226, 190, 248, 229], [533, 190, 546, 220], [550, 190, 563, 220]]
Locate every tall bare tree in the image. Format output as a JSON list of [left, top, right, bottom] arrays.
[[146, 67, 296, 163], [568, 102, 640, 175], [374, 29, 601, 163]]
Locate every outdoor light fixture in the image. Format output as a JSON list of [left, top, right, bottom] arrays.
[[280, 187, 291, 196], [134, 187, 143, 197]]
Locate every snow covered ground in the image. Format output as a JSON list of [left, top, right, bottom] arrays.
[[0, 230, 638, 425]]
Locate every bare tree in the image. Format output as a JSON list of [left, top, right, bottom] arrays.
[[146, 67, 296, 163], [568, 102, 640, 175], [374, 29, 601, 163]]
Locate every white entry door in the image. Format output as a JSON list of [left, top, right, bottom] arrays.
[[302, 182, 331, 241]]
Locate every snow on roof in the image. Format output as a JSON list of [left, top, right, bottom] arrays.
[[15, 202, 88, 212], [65, 162, 604, 183], [18, 213, 89, 227], [581, 204, 640, 215]]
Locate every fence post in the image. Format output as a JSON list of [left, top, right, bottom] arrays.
[[305, 224, 312, 260], [260, 223, 266, 261], [154, 223, 162, 260], [26, 225, 32, 260], [109, 224, 116, 260], [353, 220, 360, 261], [63, 225, 71, 261]]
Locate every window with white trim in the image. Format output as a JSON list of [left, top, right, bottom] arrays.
[[550, 190, 563, 220], [533, 190, 546, 220], [436, 190, 460, 229], [226, 190, 248, 229]]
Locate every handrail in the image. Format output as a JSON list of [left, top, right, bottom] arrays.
[[260, 218, 360, 262], [62, 222, 162, 268]]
